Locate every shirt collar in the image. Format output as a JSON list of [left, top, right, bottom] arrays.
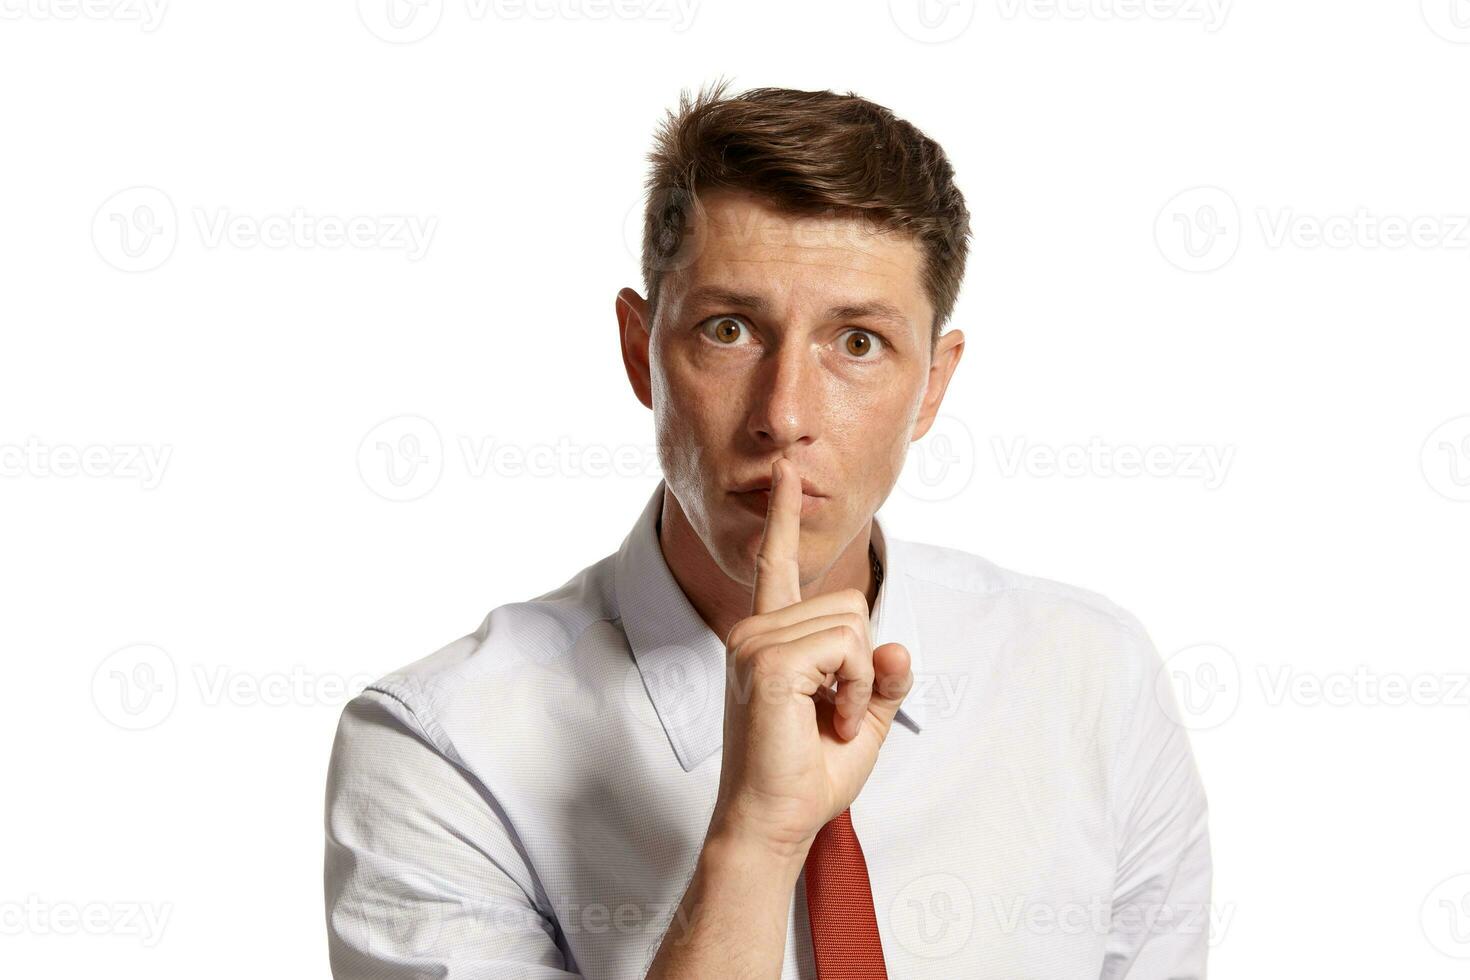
[[613, 479, 926, 773]]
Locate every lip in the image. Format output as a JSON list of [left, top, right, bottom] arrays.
[[729, 475, 827, 497], [729, 487, 826, 517]]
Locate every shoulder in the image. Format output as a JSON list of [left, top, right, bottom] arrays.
[[891, 535, 1161, 680], [353, 553, 621, 757], [896, 536, 1149, 634]]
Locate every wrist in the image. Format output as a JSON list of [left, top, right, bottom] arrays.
[[704, 815, 811, 883]]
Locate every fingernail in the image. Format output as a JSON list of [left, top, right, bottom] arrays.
[[772, 461, 782, 486]]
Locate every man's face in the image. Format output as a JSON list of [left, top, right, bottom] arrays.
[[621, 188, 963, 587]]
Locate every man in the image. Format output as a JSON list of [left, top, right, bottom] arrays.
[[324, 83, 1211, 979]]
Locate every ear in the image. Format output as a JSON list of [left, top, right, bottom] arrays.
[[616, 287, 653, 410], [911, 328, 965, 441]]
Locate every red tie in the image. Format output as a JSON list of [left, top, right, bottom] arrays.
[[803, 807, 889, 979]]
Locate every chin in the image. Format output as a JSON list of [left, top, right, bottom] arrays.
[[721, 513, 825, 574]]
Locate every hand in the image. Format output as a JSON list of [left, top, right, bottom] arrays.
[[709, 457, 913, 858]]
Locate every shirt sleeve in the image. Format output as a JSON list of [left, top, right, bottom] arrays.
[[1099, 626, 1214, 979], [324, 688, 584, 979]]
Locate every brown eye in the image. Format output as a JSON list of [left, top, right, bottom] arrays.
[[840, 329, 882, 358], [702, 315, 750, 345]]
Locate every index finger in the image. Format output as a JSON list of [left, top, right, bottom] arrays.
[[751, 457, 803, 615]]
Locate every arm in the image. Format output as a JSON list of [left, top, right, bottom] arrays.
[[1100, 628, 1214, 979], [643, 824, 807, 980], [324, 689, 583, 979], [647, 457, 913, 979]]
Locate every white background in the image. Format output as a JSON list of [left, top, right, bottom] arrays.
[[3, 0, 1469, 975]]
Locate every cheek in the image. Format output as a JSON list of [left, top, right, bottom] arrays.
[[651, 355, 728, 488], [652, 396, 698, 491], [824, 379, 918, 493]]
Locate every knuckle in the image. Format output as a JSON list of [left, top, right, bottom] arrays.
[[725, 621, 751, 653], [735, 635, 768, 665], [843, 619, 868, 650], [838, 624, 875, 679], [748, 645, 784, 676], [836, 626, 872, 672]]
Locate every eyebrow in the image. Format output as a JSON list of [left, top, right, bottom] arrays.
[[684, 286, 910, 329]]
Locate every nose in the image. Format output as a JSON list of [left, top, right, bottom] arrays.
[[746, 338, 821, 450]]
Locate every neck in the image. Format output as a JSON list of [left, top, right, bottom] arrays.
[[657, 484, 879, 644]]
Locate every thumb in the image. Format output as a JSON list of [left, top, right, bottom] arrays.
[[866, 642, 914, 729]]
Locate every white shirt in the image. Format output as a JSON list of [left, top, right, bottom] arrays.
[[324, 480, 1212, 978]]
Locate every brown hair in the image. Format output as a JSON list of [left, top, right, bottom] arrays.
[[640, 81, 971, 344]]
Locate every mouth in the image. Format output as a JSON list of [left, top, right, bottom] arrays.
[[728, 487, 827, 518], [729, 475, 827, 497]]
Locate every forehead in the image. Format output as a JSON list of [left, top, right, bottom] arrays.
[[666, 188, 931, 326]]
